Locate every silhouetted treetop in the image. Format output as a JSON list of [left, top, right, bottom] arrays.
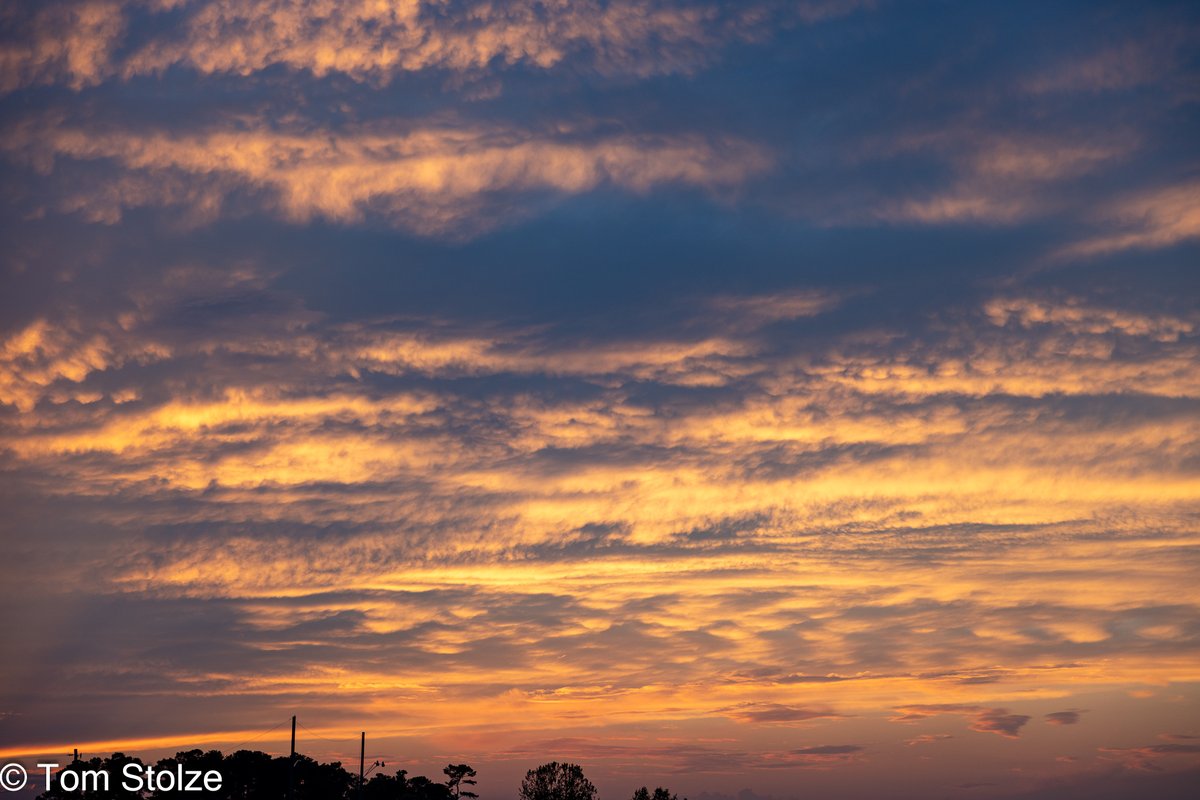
[[444, 764, 478, 800], [519, 762, 597, 800], [632, 787, 685, 800]]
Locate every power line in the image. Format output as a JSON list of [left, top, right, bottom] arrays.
[[226, 718, 294, 754], [296, 722, 362, 756]]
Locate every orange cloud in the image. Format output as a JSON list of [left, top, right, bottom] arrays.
[[1061, 180, 1200, 256], [0, 0, 873, 93], [872, 132, 1136, 225], [3, 119, 769, 232], [2, 278, 1197, 765], [0, 1, 125, 92]]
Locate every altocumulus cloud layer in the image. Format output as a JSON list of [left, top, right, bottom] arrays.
[[1, 1, 1199, 798]]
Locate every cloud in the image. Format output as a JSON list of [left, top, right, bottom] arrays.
[[1024, 28, 1199, 95], [2, 117, 769, 233], [984, 298, 1195, 342], [3, 2, 1200, 790], [892, 705, 1031, 738], [491, 736, 863, 773], [905, 734, 952, 746], [971, 708, 1032, 738], [872, 133, 1137, 226], [0, 317, 170, 412], [0, 0, 873, 93], [0, 1, 126, 92], [1098, 743, 1200, 772], [1061, 180, 1200, 257], [720, 703, 841, 725]]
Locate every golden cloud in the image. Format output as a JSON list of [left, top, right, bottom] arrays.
[[4, 118, 770, 232]]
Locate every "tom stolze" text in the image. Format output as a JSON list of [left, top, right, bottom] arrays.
[[37, 762, 222, 793]]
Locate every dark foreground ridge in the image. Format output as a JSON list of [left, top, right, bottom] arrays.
[[34, 751, 684, 800]]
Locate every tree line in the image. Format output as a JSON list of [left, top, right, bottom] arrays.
[[34, 750, 684, 800]]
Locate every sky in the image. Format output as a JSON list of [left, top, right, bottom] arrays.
[[0, 1, 1199, 798]]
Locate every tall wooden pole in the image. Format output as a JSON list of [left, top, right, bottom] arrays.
[[287, 715, 296, 800], [358, 732, 365, 800]]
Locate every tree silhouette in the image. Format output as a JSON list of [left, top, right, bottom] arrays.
[[363, 768, 409, 800], [33, 748, 683, 800], [518, 762, 597, 800], [34, 749, 462, 800], [362, 767, 451, 800], [443, 765, 478, 800], [287, 754, 354, 800], [220, 749, 281, 800], [632, 787, 684, 800], [406, 774, 453, 800]]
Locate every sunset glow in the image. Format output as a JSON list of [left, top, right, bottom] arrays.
[[1, 2, 1198, 799]]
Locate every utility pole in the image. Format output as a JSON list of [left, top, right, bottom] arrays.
[[287, 715, 296, 800], [358, 732, 365, 800]]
